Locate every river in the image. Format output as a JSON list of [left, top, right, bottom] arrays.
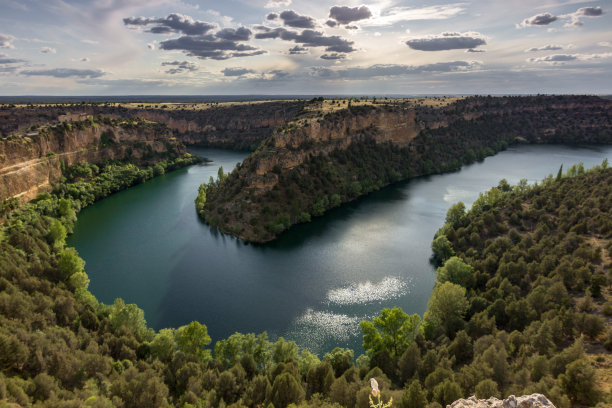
[[67, 144, 612, 356]]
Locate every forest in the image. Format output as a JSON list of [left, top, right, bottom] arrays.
[[199, 95, 612, 242], [1, 150, 610, 406]]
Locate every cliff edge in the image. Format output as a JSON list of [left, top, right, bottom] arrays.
[[448, 394, 555, 408]]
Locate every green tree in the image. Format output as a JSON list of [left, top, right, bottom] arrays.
[[150, 328, 176, 362], [47, 219, 67, 248], [58, 247, 85, 278], [559, 359, 599, 405], [424, 282, 469, 338], [436, 256, 474, 288], [109, 299, 150, 340], [323, 347, 354, 377], [176, 321, 211, 361], [360, 307, 422, 358], [270, 372, 305, 408], [431, 235, 454, 265], [445, 202, 466, 228], [474, 379, 499, 399], [402, 380, 427, 408]]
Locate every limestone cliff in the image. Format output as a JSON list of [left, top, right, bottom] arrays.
[[0, 120, 184, 202], [200, 95, 612, 242], [448, 394, 555, 408]]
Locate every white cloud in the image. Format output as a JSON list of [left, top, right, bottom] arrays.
[[264, 0, 291, 9], [528, 52, 612, 64], [361, 4, 466, 27], [0, 34, 16, 49], [41, 47, 57, 54]]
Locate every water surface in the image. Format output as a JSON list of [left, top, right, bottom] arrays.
[[68, 145, 612, 355]]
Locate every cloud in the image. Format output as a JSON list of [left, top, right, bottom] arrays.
[[328, 5, 372, 25], [564, 6, 604, 26], [310, 61, 482, 79], [525, 44, 567, 52], [216, 27, 252, 41], [466, 48, 485, 53], [320, 52, 346, 60], [41, 47, 56, 54], [325, 20, 338, 27], [20, 68, 105, 78], [0, 54, 26, 64], [265, 0, 291, 8], [406, 32, 486, 51], [361, 4, 465, 27], [81, 57, 89, 62], [528, 52, 612, 63], [267, 13, 278, 20], [0, 34, 16, 49], [279, 10, 316, 29], [288, 45, 308, 54], [222, 67, 255, 76], [161, 60, 198, 74], [160, 35, 265, 60], [519, 12, 558, 27], [255, 27, 356, 53], [123, 14, 216, 36], [599, 41, 612, 48], [147, 42, 155, 50]]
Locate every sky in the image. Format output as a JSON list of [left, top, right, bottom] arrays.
[[0, 0, 611, 95]]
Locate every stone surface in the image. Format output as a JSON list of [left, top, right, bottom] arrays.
[[448, 394, 555, 408]]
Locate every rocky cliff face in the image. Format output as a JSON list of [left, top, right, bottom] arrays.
[[0, 122, 183, 202], [0, 101, 302, 150], [448, 394, 555, 408], [201, 95, 612, 242]]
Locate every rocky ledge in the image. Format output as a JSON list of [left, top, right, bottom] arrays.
[[448, 394, 555, 408]]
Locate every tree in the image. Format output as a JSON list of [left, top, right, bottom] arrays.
[[150, 328, 176, 362], [559, 359, 599, 405], [360, 307, 422, 359], [474, 379, 499, 399], [109, 299, 150, 340], [436, 256, 474, 288], [58, 247, 85, 279], [398, 342, 421, 384], [176, 321, 211, 361], [424, 282, 469, 338], [445, 202, 466, 228], [47, 219, 66, 248], [323, 347, 354, 377], [431, 235, 454, 265], [402, 380, 427, 408], [270, 372, 305, 408]]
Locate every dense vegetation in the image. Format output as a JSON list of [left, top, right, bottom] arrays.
[[2, 151, 610, 406], [200, 96, 612, 242]]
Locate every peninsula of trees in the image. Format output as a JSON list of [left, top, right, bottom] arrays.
[[197, 95, 612, 242]]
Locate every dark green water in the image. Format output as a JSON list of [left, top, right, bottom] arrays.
[[67, 145, 612, 355]]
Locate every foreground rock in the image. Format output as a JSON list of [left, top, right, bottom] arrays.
[[448, 394, 555, 408]]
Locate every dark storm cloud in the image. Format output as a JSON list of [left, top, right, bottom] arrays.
[[328, 5, 372, 24], [222, 67, 255, 76], [279, 10, 317, 28], [20, 68, 105, 78], [520, 13, 558, 27], [254, 27, 356, 53], [289, 45, 308, 54], [325, 20, 338, 27], [310, 61, 481, 79], [216, 27, 252, 41], [406, 32, 486, 51], [266, 13, 278, 20], [123, 14, 216, 36], [320, 53, 346, 60], [159, 35, 265, 60], [161, 60, 197, 74]]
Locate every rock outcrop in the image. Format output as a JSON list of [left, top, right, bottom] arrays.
[[448, 394, 555, 408], [200, 95, 612, 242], [0, 120, 184, 202]]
